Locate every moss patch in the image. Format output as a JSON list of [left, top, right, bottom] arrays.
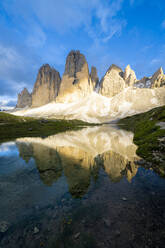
[[118, 106, 165, 177]]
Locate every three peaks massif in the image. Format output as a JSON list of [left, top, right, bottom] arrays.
[[15, 50, 165, 123]]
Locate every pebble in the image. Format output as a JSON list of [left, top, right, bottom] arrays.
[[115, 230, 121, 236], [0, 221, 10, 233], [34, 227, 39, 234], [74, 232, 80, 239], [122, 197, 127, 201], [103, 219, 111, 227]]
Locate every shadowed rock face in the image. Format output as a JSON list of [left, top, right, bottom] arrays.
[[99, 64, 126, 98], [56, 50, 93, 103], [16, 88, 32, 108], [90, 66, 99, 90], [32, 64, 61, 107]]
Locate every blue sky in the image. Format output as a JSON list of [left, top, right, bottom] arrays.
[[0, 0, 165, 107]]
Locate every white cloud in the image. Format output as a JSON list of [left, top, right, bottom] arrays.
[[129, 0, 135, 5], [3, 0, 126, 43], [26, 25, 46, 48], [0, 95, 17, 108], [161, 20, 165, 29], [0, 0, 127, 103], [102, 19, 127, 43], [150, 58, 161, 65]]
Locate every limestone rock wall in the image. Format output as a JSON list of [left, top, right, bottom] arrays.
[[16, 88, 32, 108], [99, 64, 126, 98], [124, 65, 137, 86], [151, 67, 165, 88], [90, 66, 99, 90], [16, 50, 165, 109], [32, 64, 61, 107], [56, 50, 93, 103]]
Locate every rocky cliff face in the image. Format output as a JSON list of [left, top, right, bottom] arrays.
[[56, 50, 93, 103], [134, 67, 165, 89], [124, 65, 137, 86], [32, 64, 61, 107], [150, 67, 165, 88], [90, 66, 99, 90], [15, 50, 165, 112], [16, 88, 32, 108], [99, 64, 125, 98]]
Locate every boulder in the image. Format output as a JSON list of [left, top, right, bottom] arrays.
[[32, 64, 61, 107]]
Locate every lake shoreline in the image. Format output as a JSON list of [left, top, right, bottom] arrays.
[[0, 112, 99, 143], [118, 105, 165, 177]]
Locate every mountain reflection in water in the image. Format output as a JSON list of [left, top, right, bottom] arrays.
[[16, 125, 139, 198]]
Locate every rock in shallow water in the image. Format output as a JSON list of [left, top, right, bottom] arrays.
[[33, 226, 39, 234], [0, 221, 10, 233]]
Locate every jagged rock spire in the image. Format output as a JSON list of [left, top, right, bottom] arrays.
[[32, 64, 61, 107], [99, 64, 125, 98], [90, 66, 99, 90], [16, 88, 32, 108], [56, 50, 93, 103], [150, 67, 165, 88], [124, 65, 137, 86]]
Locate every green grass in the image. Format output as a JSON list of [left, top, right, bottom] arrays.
[[0, 112, 97, 143], [118, 106, 165, 177]]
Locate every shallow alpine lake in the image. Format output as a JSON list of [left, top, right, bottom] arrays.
[[0, 125, 165, 248]]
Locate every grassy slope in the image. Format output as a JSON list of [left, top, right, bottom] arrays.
[[0, 112, 96, 143], [118, 106, 165, 177]]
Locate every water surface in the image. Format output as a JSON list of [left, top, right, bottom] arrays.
[[0, 125, 165, 248]]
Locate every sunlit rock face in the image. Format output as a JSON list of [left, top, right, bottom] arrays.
[[16, 88, 32, 108], [150, 67, 165, 88], [90, 66, 99, 90], [32, 64, 61, 107], [99, 64, 126, 98], [56, 50, 93, 103], [124, 65, 137, 87], [16, 126, 139, 197], [134, 67, 165, 89]]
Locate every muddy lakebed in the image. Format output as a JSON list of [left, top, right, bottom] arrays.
[[0, 125, 165, 248]]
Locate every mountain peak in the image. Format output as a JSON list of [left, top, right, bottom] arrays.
[[32, 64, 61, 107], [124, 64, 137, 86], [90, 66, 99, 90], [16, 88, 31, 108], [151, 67, 165, 88], [56, 50, 92, 103]]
